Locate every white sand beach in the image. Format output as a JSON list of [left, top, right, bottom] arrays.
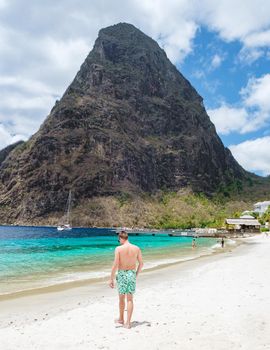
[[0, 234, 270, 350]]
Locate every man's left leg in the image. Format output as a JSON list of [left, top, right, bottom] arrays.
[[116, 294, 125, 324]]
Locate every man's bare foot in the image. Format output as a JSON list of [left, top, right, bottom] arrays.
[[124, 323, 131, 329], [114, 319, 124, 324]]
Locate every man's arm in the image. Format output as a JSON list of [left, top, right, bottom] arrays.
[[109, 247, 120, 288], [136, 248, 143, 277]]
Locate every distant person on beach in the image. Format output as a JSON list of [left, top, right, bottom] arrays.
[[109, 230, 144, 329], [192, 238, 196, 249], [221, 237, 225, 248]]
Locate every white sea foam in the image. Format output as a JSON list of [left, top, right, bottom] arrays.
[[210, 238, 237, 250], [52, 270, 111, 283], [211, 243, 222, 250], [226, 239, 236, 245], [143, 257, 190, 269], [141, 250, 213, 270]]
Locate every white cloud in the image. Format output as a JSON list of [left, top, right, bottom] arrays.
[[208, 73, 270, 135], [197, 0, 270, 64], [0, 123, 26, 150], [241, 74, 270, 113], [198, 0, 270, 42], [158, 22, 197, 63], [238, 48, 264, 65], [41, 37, 90, 72], [1, 93, 54, 111], [0, 75, 57, 140], [0, 76, 54, 95], [208, 105, 249, 135], [210, 54, 223, 70], [230, 136, 270, 176], [244, 30, 270, 48], [0, 112, 41, 138], [136, 0, 198, 62]]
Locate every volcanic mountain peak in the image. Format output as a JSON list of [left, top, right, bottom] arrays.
[[0, 23, 249, 223]]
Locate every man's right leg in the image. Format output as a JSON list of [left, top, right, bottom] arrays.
[[125, 293, 134, 328], [117, 294, 125, 324]]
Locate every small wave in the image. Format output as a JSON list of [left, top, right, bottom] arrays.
[[143, 257, 191, 269], [140, 249, 215, 270], [226, 239, 236, 245], [51, 270, 110, 283], [211, 243, 222, 249]]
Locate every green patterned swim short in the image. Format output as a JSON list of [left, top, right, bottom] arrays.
[[116, 270, 136, 294]]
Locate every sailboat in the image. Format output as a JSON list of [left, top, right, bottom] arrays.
[[57, 190, 72, 231]]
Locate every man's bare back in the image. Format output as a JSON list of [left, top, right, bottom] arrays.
[[117, 243, 140, 270]]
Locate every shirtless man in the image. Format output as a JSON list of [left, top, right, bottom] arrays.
[[109, 230, 143, 329]]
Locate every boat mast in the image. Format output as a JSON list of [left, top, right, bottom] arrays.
[[66, 190, 72, 225]]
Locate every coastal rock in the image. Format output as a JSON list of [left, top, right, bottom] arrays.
[[0, 23, 248, 223]]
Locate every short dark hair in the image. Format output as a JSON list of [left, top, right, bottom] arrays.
[[118, 230, 128, 240]]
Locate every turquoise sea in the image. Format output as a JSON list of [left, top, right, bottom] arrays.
[[0, 226, 223, 296]]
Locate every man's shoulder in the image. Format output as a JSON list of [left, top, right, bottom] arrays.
[[130, 243, 140, 251]]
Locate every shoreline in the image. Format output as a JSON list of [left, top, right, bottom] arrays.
[[0, 237, 241, 301], [0, 237, 245, 318]]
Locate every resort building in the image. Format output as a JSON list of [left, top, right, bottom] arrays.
[[253, 201, 270, 216], [225, 215, 261, 233]]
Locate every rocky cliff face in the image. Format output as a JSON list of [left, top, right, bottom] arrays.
[[0, 23, 247, 223]]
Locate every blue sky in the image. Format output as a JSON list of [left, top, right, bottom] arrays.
[[0, 0, 270, 175], [180, 26, 270, 147]]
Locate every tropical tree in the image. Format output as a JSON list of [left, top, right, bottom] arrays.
[[262, 205, 270, 224]]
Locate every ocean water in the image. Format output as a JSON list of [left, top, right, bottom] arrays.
[[0, 226, 221, 296]]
